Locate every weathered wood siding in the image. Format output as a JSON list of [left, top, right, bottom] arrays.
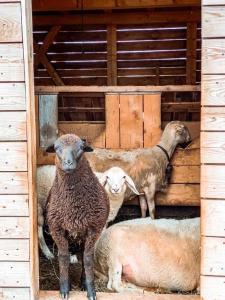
[[0, 0, 35, 299], [202, 1, 225, 299]]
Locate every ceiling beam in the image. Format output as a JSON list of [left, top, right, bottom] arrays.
[[33, 10, 201, 26], [32, 0, 201, 12]]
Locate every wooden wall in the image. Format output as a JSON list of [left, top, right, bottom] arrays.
[[0, 0, 36, 299], [201, 1, 225, 299]]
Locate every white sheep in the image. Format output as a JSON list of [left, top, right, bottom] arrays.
[[37, 165, 139, 260], [94, 217, 200, 293]]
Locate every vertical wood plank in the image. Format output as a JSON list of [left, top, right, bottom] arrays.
[[105, 93, 119, 148], [120, 94, 143, 149], [143, 93, 161, 147], [39, 94, 58, 148], [186, 22, 197, 84], [107, 25, 117, 86]]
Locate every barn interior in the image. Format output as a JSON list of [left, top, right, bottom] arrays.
[[32, 0, 201, 293]]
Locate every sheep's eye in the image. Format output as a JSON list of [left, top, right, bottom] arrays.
[[123, 175, 126, 179], [106, 176, 109, 179]]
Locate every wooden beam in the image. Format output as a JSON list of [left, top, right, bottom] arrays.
[[32, 0, 201, 11], [107, 25, 117, 86], [33, 10, 201, 26], [35, 85, 200, 94], [186, 23, 197, 84]]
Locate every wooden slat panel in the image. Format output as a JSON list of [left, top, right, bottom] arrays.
[[201, 275, 225, 300], [143, 94, 161, 147], [202, 236, 225, 276], [203, 6, 225, 38], [202, 75, 225, 106], [156, 184, 200, 206], [202, 39, 225, 74], [0, 112, 26, 141], [201, 200, 225, 237], [201, 165, 225, 199], [0, 195, 29, 217], [120, 94, 143, 148], [0, 3, 22, 42], [202, 107, 225, 131], [0, 142, 27, 171], [0, 83, 26, 111], [39, 95, 58, 148], [105, 94, 119, 148], [0, 172, 28, 194], [0, 44, 24, 82], [172, 148, 200, 166], [171, 165, 200, 184], [0, 288, 30, 300], [0, 262, 30, 287], [0, 239, 29, 261], [0, 217, 29, 238]]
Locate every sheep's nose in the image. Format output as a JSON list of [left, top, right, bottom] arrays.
[[66, 159, 73, 166], [113, 188, 119, 193]]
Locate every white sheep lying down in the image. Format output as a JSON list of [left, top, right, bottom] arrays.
[[37, 165, 139, 260], [94, 217, 200, 293]]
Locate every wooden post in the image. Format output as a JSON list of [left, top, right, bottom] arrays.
[[107, 25, 117, 86], [186, 22, 197, 84], [39, 95, 58, 148]]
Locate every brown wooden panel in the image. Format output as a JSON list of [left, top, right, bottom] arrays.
[[0, 83, 26, 111], [0, 288, 30, 300], [120, 94, 143, 148], [201, 275, 225, 300], [0, 44, 24, 82], [201, 107, 225, 131], [0, 3, 22, 42], [172, 148, 200, 166], [117, 40, 186, 51], [0, 239, 29, 261], [171, 166, 200, 184], [117, 29, 186, 41], [202, 6, 225, 38], [0, 172, 28, 194], [202, 75, 225, 106], [202, 39, 225, 74], [118, 76, 187, 86], [0, 142, 27, 171], [201, 200, 225, 237], [0, 195, 29, 217], [0, 262, 30, 287], [0, 217, 29, 238], [0, 112, 26, 141], [201, 165, 225, 199], [202, 237, 225, 276], [156, 184, 200, 206], [105, 94, 119, 148], [143, 94, 161, 147]]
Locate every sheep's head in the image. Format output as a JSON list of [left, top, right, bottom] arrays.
[[46, 134, 93, 173], [164, 121, 191, 147], [98, 167, 139, 196]]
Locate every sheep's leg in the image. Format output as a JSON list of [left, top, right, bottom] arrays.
[[84, 229, 101, 300], [38, 225, 54, 260], [107, 262, 123, 292], [143, 184, 156, 219], [139, 195, 148, 218], [51, 229, 70, 299]]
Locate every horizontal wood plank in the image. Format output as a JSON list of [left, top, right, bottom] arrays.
[[0, 195, 29, 216], [0, 217, 29, 238], [0, 3, 22, 42], [201, 275, 225, 300], [202, 6, 225, 38], [201, 165, 225, 199], [202, 75, 225, 106], [0, 83, 26, 111], [171, 148, 199, 166], [171, 166, 199, 184], [0, 44, 24, 82], [202, 237, 225, 276], [202, 200, 225, 237], [0, 142, 27, 171], [0, 239, 29, 261], [0, 172, 28, 194], [202, 39, 225, 74], [0, 262, 30, 287], [0, 288, 30, 300], [0, 112, 26, 141], [203, 0, 225, 3], [201, 107, 225, 131], [201, 132, 225, 163]]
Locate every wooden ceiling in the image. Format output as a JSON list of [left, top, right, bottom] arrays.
[[32, 0, 201, 12]]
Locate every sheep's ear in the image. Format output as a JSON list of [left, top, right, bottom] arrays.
[[45, 144, 55, 153], [97, 174, 108, 187], [125, 175, 140, 195], [82, 139, 94, 152]]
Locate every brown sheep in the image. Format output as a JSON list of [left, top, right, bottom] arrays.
[[46, 134, 109, 300]]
